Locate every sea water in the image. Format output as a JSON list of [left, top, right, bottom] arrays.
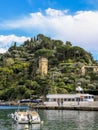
[[0, 106, 98, 130]]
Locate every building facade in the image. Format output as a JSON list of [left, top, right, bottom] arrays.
[[39, 57, 48, 75]]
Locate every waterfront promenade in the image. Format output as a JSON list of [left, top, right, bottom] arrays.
[[33, 101, 98, 111], [0, 100, 98, 111]]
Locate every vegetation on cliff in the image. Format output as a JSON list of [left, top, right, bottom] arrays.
[[0, 34, 97, 101]]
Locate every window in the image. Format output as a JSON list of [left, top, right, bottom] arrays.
[[64, 98, 67, 101], [72, 98, 75, 101], [67, 98, 71, 101], [85, 96, 88, 99], [53, 98, 56, 101], [50, 98, 56, 102]]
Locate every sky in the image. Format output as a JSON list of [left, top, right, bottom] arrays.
[[0, 0, 98, 60]]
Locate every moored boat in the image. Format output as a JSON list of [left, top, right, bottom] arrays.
[[10, 99, 42, 124], [11, 109, 41, 124]]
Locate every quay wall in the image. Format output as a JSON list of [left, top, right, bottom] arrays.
[[33, 101, 98, 111], [0, 101, 98, 111]]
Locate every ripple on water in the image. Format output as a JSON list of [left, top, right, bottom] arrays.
[[0, 108, 98, 130]]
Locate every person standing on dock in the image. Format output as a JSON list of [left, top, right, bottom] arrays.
[[57, 99, 60, 107], [61, 99, 63, 107]]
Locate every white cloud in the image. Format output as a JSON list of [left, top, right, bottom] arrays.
[[0, 35, 29, 53], [0, 8, 98, 58], [46, 8, 68, 16], [0, 48, 7, 53]]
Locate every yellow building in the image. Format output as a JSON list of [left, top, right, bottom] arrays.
[[39, 57, 48, 75]]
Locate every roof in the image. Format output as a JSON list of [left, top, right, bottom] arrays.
[[46, 94, 93, 98]]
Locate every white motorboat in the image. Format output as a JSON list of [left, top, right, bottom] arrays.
[[11, 110, 41, 124]]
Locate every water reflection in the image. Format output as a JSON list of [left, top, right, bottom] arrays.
[[42, 110, 98, 130], [0, 108, 98, 130], [0, 105, 29, 109], [11, 123, 41, 130]]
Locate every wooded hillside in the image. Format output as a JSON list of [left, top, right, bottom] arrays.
[[0, 34, 97, 101]]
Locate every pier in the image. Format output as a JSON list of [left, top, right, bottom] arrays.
[[33, 101, 98, 111], [0, 100, 98, 111]]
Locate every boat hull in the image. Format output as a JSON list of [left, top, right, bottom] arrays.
[[11, 110, 41, 124]]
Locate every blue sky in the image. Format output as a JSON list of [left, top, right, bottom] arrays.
[[0, 0, 98, 60]]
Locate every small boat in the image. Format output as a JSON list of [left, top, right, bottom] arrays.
[[10, 99, 41, 124], [11, 109, 41, 124]]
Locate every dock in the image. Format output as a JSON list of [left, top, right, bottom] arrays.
[[33, 101, 98, 111], [0, 100, 98, 111]]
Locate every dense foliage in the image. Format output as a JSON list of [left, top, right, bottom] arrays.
[[0, 34, 97, 101]]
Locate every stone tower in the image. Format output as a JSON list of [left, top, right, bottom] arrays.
[[39, 57, 48, 75]]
